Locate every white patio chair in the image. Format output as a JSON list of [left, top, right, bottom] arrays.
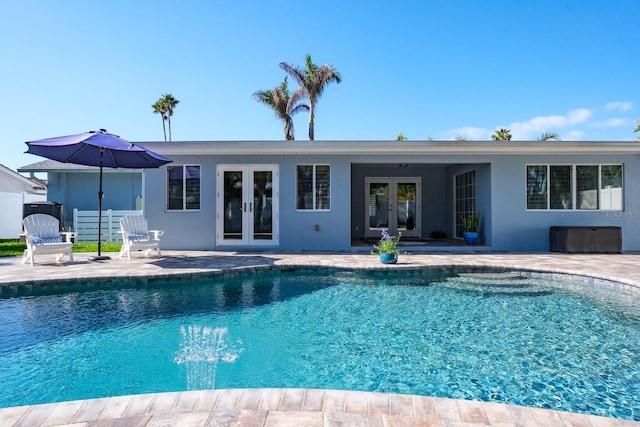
[[118, 215, 164, 260], [22, 214, 74, 266]]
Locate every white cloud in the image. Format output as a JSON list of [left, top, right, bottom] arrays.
[[507, 108, 593, 139], [591, 118, 631, 128], [562, 130, 586, 141], [446, 105, 634, 141], [604, 101, 633, 111], [444, 126, 490, 140], [566, 108, 593, 123]]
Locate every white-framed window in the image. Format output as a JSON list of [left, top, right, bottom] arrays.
[[296, 164, 330, 210], [454, 170, 475, 237], [167, 165, 201, 211], [526, 164, 622, 210]]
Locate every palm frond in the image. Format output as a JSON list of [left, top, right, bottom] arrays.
[[280, 54, 341, 140], [491, 128, 512, 141], [537, 132, 561, 141], [253, 77, 309, 140], [279, 62, 306, 88]]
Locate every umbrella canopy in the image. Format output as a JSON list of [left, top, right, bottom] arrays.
[[25, 129, 171, 169], [25, 129, 172, 260]]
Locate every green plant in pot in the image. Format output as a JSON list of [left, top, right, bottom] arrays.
[[461, 212, 480, 245], [373, 228, 401, 264]]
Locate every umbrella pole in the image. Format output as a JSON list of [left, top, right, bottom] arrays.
[[98, 164, 103, 255], [89, 148, 111, 261]]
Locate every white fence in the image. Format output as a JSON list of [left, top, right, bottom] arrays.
[[0, 192, 46, 239], [73, 209, 142, 242]]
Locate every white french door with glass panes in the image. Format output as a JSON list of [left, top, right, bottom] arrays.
[[365, 177, 421, 238], [216, 165, 278, 246], [454, 170, 475, 238]]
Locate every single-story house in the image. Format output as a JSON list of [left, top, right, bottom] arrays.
[[0, 163, 46, 238], [125, 140, 640, 252], [20, 141, 640, 251]]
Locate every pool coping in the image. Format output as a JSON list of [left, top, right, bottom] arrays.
[[1, 251, 640, 426], [3, 388, 638, 427], [2, 259, 640, 296]]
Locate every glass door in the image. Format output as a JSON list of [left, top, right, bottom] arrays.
[[217, 165, 278, 246], [365, 177, 420, 238], [252, 170, 274, 241]]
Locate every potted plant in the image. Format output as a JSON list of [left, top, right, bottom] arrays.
[[461, 212, 480, 245], [373, 228, 401, 264]]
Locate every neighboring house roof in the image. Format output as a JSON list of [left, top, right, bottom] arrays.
[[0, 163, 46, 194], [18, 159, 142, 173], [135, 140, 640, 157], [19, 159, 97, 172]]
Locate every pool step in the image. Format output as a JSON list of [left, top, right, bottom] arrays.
[[435, 273, 553, 297], [457, 272, 526, 280]]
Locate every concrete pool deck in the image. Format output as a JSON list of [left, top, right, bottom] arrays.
[[1, 250, 639, 426]]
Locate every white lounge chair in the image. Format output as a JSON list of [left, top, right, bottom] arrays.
[[22, 214, 74, 266], [119, 215, 164, 260]]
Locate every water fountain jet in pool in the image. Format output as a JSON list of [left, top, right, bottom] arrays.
[[174, 325, 241, 390]]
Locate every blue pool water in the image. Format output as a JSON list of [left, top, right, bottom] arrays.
[[0, 269, 639, 420]]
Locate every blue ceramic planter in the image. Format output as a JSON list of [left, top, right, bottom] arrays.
[[463, 231, 479, 245], [379, 253, 398, 264]]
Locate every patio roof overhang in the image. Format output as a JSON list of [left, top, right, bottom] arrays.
[[18, 159, 143, 173]]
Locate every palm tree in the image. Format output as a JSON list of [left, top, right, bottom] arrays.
[[280, 54, 341, 140], [152, 99, 168, 141], [635, 122, 640, 141], [537, 132, 561, 141], [396, 132, 407, 141], [491, 128, 512, 141], [152, 94, 179, 142], [161, 94, 179, 141], [253, 77, 309, 140]]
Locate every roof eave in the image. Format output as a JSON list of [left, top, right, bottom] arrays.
[[135, 140, 640, 156]]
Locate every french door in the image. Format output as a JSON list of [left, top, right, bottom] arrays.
[[216, 165, 278, 246], [365, 177, 421, 238]]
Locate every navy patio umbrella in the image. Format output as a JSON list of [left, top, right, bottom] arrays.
[[25, 129, 172, 260]]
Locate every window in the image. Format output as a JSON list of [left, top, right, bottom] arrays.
[[600, 165, 623, 209], [454, 170, 475, 237], [576, 165, 598, 210], [167, 165, 200, 210], [526, 164, 622, 210], [526, 165, 547, 209], [550, 166, 572, 209], [296, 165, 330, 210]]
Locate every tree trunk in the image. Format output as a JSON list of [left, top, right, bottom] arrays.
[[285, 119, 294, 140], [168, 117, 172, 142], [161, 116, 167, 141], [308, 106, 315, 141]]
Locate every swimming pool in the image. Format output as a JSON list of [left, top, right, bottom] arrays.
[[1, 268, 638, 420]]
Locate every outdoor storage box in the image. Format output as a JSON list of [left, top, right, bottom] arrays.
[[549, 226, 622, 253], [23, 201, 63, 231]]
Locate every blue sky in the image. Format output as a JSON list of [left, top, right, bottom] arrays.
[[1, 1, 639, 171]]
